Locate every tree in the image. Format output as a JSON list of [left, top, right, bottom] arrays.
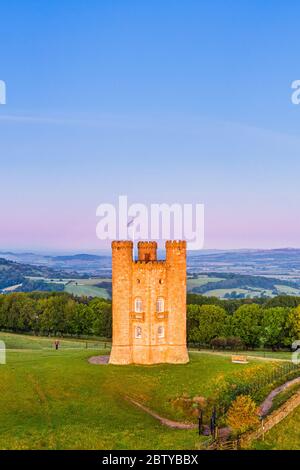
[[39, 295, 73, 335], [210, 337, 227, 350], [285, 305, 300, 347], [89, 298, 112, 338], [264, 296, 300, 309], [231, 304, 263, 348], [187, 305, 227, 345], [226, 336, 244, 350], [261, 307, 289, 349], [226, 395, 259, 435]]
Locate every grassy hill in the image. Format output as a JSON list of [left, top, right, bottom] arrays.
[[0, 258, 66, 293], [2, 250, 300, 299], [187, 273, 300, 299], [0, 332, 279, 450], [253, 406, 300, 450]]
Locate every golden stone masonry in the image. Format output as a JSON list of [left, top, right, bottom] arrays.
[[109, 240, 189, 365]]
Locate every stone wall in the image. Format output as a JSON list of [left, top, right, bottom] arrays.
[[241, 389, 300, 448]]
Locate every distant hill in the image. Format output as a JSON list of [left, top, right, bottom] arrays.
[[187, 248, 300, 278], [0, 258, 69, 293], [51, 254, 103, 261], [1, 248, 300, 298], [187, 272, 300, 299], [0, 251, 111, 276]]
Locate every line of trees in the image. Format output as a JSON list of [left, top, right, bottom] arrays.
[[187, 299, 300, 349], [0, 292, 112, 338], [1, 292, 300, 349]]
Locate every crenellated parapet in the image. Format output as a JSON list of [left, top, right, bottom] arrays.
[[134, 260, 165, 266], [138, 240, 157, 261], [137, 241, 157, 248], [112, 240, 133, 250], [166, 240, 186, 250], [133, 260, 166, 273]]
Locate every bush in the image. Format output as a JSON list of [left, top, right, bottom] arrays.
[[210, 337, 227, 349], [226, 336, 244, 350], [226, 395, 260, 435]]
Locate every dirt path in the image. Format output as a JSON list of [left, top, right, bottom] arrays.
[[126, 397, 197, 429], [126, 374, 300, 437], [259, 376, 300, 416], [127, 396, 232, 440]]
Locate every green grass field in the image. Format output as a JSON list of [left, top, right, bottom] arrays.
[[0, 332, 109, 350], [203, 288, 274, 298], [189, 348, 292, 361], [187, 276, 224, 289], [253, 406, 300, 450], [27, 277, 112, 299], [274, 284, 300, 295], [0, 332, 297, 450], [64, 282, 110, 298]]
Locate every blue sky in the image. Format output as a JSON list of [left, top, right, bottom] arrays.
[[1, 0, 300, 251]]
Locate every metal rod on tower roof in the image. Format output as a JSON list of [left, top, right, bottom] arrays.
[[127, 216, 137, 261]]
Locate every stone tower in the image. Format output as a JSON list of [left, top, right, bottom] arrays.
[[109, 240, 189, 365]]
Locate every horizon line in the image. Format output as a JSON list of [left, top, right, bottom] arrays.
[[1, 246, 300, 256]]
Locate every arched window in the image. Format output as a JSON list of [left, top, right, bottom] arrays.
[[156, 297, 164, 313], [134, 297, 143, 313], [158, 326, 165, 338], [135, 326, 142, 339]]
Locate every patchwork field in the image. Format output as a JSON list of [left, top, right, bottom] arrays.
[[26, 277, 111, 299], [0, 332, 282, 450], [187, 276, 224, 289], [186, 273, 300, 299], [64, 282, 109, 299]]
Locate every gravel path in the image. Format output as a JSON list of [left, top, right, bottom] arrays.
[[259, 376, 300, 416], [191, 350, 288, 362], [88, 355, 110, 364]]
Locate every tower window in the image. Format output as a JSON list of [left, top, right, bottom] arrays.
[[158, 326, 165, 338], [134, 297, 143, 313], [135, 326, 142, 339], [156, 297, 164, 313]]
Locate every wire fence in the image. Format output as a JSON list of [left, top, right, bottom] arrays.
[[217, 360, 300, 414]]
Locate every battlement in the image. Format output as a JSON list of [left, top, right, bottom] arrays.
[[166, 240, 186, 250], [112, 240, 133, 250], [137, 241, 157, 248], [133, 260, 166, 268], [138, 240, 157, 261]]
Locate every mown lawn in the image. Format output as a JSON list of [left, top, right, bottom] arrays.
[[0, 331, 108, 350], [0, 333, 280, 450], [190, 348, 292, 361]]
